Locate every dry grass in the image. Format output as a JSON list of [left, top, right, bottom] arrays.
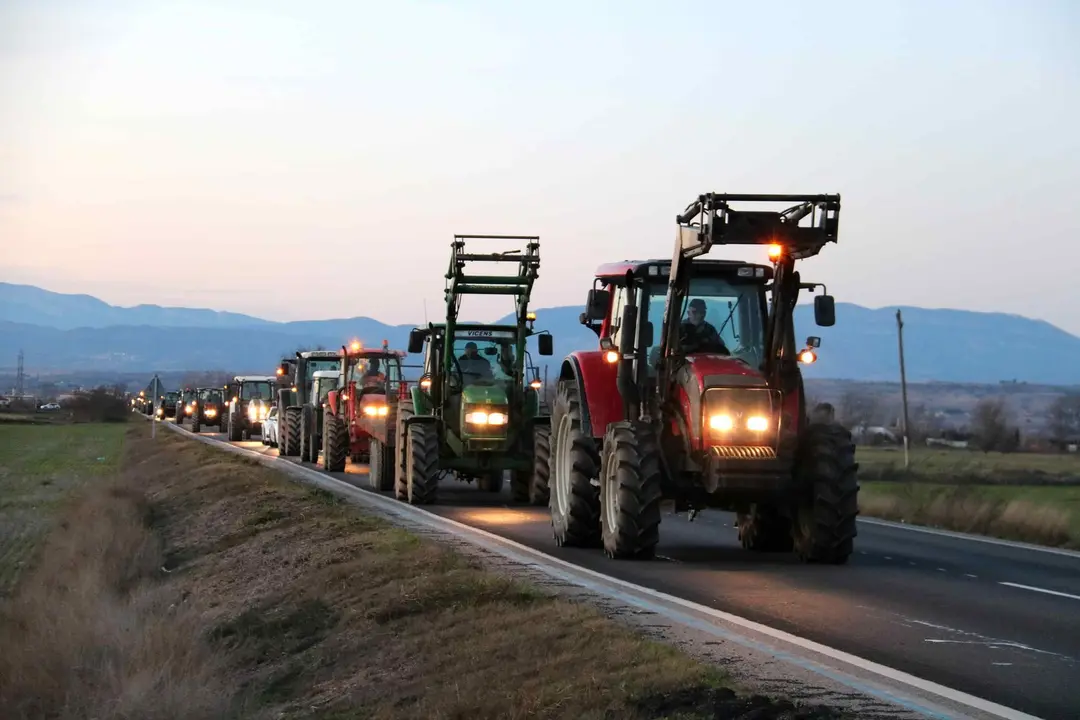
[[859, 481, 1080, 548], [1, 422, 838, 720]]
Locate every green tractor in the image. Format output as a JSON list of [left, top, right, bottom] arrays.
[[276, 349, 344, 462], [398, 234, 555, 505]]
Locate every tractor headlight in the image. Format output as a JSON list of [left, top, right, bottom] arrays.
[[248, 401, 267, 420], [206, 408, 217, 418], [465, 407, 508, 426], [363, 404, 389, 417], [703, 387, 779, 445]]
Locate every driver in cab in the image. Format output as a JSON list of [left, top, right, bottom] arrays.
[[459, 341, 493, 382], [361, 358, 386, 388], [681, 298, 729, 355]]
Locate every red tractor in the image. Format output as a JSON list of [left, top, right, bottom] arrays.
[[547, 193, 857, 563], [323, 341, 407, 489]]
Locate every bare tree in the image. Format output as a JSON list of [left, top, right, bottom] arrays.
[[838, 386, 882, 430], [971, 397, 1018, 452], [1048, 393, 1080, 441]]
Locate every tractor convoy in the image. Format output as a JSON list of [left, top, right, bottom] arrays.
[[147, 196, 859, 565]]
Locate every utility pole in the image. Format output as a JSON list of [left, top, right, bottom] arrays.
[[896, 310, 911, 469], [15, 350, 25, 398]]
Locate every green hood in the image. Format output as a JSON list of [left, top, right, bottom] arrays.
[[460, 384, 509, 406]]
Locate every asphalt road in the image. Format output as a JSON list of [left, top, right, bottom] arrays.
[[189, 424, 1080, 720]]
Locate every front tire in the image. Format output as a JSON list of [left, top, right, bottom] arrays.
[[228, 411, 242, 441], [599, 420, 662, 560], [406, 420, 439, 505], [512, 425, 551, 506], [324, 409, 348, 472], [394, 400, 413, 501], [549, 380, 601, 548], [369, 437, 395, 491], [791, 423, 860, 564]]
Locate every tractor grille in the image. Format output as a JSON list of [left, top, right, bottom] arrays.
[[710, 445, 777, 460]]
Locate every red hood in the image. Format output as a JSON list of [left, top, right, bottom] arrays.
[[683, 354, 765, 389]]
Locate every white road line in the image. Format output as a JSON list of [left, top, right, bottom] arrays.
[[858, 517, 1080, 559], [168, 422, 1045, 720], [999, 581, 1080, 602]]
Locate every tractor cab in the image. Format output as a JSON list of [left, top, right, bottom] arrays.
[[311, 370, 339, 409]]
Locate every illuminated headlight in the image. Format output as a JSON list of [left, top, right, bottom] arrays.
[[205, 408, 217, 418], [709, 414, 734, 432], [247, 402, 267, 420], [184, 404, 193, 414], [465, 409, 508, 426], [363, 405, 389, 417], [746, 416, 769, 432]]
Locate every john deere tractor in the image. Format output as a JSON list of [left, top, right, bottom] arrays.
[[398, 235, 554, 505], [548, 193, 858, 564], [276, 349, 344, 462]]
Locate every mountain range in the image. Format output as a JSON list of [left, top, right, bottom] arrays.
[[2, 281, 1078, 386]]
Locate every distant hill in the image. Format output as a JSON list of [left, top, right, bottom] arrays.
[[2, 282, 1079, 386]]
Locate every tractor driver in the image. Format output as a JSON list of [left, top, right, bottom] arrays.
[[361, 358, 386, 388], [680, 298, 729, 355], [458, 341, 493, 383]]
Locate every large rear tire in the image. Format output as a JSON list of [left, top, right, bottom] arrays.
[[791, 423, 860, 564], [393, 400, 413, 501], [737, 504, 794, 552], [406, 420, 439, 505], [549, 380, 601, 548], [324, 409, 348, 472], [192, 415, 201, 433], [599, 420, 663, 560], [281, 406, 301, 457]]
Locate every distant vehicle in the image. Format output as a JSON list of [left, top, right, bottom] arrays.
[[39, 402, 61, 411], [262, 406, 279, 448]]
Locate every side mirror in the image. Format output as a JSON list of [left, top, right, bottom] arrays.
[[538, 334, 554, 356], [484, 346, 498, 356], [806, 335, 821, 348], [584, 289, 611, 322], [814, 295, 836, 327], [407, 329, 426, 354]]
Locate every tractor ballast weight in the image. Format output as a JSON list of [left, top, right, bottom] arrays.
[[549, 193, 858, 564], [276, 349, 343, 461], [323, 341, 408, 486], [397, 235, 555, 506]]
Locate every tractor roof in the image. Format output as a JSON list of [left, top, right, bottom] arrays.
[[235, 375, 276, 382], [298, 349, 342, 359], [312, 370, 339, 379], [351, 349, 406, 359], [594, 258, 774, 282]]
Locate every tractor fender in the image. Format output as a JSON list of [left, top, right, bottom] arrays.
[[402, 414, 440, 429], [560, 350, 622, 440]]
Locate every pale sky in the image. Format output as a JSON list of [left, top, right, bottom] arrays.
[[2, 0, 1078, 330]]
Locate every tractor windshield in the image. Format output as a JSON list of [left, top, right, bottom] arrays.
[[303, 359, 340, 385], [199, 388, 223, 405], [643, 277, 767, 367], [241, 381, 273, 401], [451, 331, 515, 386]]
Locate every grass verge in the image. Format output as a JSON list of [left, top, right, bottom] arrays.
[[859, 481, 1080, 549], [855, 446, 1080, 486], [0, 422, 842, 720]]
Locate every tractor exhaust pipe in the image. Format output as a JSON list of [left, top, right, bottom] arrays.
[[617, 303, 639, 420]]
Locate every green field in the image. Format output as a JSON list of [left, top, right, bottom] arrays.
[[856, 446, 1080, 485], [0, 423, 128, 595]]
